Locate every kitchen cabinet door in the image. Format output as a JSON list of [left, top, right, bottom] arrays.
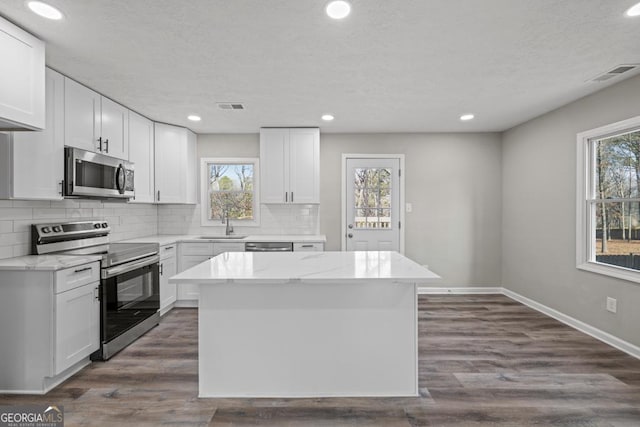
[[100, 97, 129, 159], [0, 16, 45, 130], [260, 128, 319, 204], [289, 128, 320, 204], [65, 78, 101, 152], [0, 68, 64, 200], [154, 123, 197, 204], [260, 128, 288, 203], [129, 111, 155, 203], [159, 253, 177, 315], [154, 123, 184, 203], [54, 282, 100, 375]]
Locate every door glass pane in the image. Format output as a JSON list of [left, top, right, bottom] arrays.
[[353, 167, 392, 229]]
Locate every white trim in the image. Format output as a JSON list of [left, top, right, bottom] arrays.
[[341, 154, 406, 254], [576, 116, 640, 283], [417, 286, 503, 295], [416, 286, 640, 360], [200, 157, 260, 227], [503, 288, 640, 360]]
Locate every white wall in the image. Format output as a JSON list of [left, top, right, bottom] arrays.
[[0, 200, 157, 259], [157, 134, 320, 236], [320, 133, 503, 286], [502, 74, 640, 347]]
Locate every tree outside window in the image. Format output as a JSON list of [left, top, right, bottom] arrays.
[[200, 158, 259, 226]]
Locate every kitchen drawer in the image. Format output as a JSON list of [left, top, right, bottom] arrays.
[[159, 243, 177, 260], [54, 262, 100, 294], [293, 242, 324, 252], [213, 242, 245, 256], [180, 242, 214, 256], [179, 254, 211, 272]]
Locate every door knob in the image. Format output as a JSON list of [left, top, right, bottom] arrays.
[[348, 224, 353, 229], [348, 233, 353, 238]]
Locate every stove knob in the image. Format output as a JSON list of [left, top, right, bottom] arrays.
[[42, 227, 51, 234], [52, 226, 62, 232], [94, 223, 102, 229], [102, 223, 108, 228]]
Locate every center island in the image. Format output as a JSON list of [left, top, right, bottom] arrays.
[[169, 250, 440, 398]]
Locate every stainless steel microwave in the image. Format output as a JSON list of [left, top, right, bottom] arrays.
[[64, 147, 134, 199]]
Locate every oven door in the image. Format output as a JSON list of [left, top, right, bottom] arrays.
[[100, 255, 160, 343], [64, 146, 134, 199]]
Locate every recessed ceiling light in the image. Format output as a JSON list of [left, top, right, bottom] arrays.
[[322, 114, 335, 121], [187, 115, 201, 122], [460, 114, 475, 121], [26, 1, 64, 20], [626, 2, 640, 17], [326, 1, 351, 19]]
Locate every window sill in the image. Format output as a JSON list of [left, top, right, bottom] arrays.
[[577, 261, 640, 284], [200, 221, 260, 228]]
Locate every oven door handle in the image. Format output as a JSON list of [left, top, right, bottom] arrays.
[[101, 255, 160, 279]]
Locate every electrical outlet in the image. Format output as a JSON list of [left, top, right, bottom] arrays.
[[606, 297, 617, 313]]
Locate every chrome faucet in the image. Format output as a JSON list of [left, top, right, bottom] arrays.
[[222, 211, 234, 236]]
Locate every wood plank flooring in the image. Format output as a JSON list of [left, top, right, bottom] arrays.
[[2, 295, 640, 426]]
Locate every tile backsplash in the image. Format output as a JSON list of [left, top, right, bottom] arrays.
[[0, 199, 158, 260], [158, 204, 320, 236], [0, 199, 320, 260]]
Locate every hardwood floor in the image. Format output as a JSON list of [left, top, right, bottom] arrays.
[[2, 295, 640, 426]]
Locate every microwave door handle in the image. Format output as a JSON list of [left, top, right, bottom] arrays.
[[115, 164, 125, 194]]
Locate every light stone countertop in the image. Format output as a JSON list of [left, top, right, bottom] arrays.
[[169, 251, 439, 285], [0, 254, 102, 271], [120, 234, 327, 245]]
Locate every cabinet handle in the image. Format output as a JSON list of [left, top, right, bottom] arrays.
[[160, 263, 164, 276], [104, 138, 109, 153], [74, 267, 92, 274], [164, 246, 174, 250], [58, 181, 64, 196], [301, 244, 313, 248], [94, 286, 100, 301], [285, 192, 288, 202], [97, 137, 102, 151], [291, 192, 294, 202], [157, 190, 161, 202]]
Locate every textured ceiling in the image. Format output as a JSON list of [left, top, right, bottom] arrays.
[[1, 0, 639, 133]]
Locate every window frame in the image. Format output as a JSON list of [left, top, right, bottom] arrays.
[[200, 157, 260, 227], [576, 115, 640, 283]]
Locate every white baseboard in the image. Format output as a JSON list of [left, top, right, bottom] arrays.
[[502, 288, 640, 360], [417, 286, 503, 295]]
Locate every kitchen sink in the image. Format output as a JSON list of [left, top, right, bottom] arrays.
[[197, 236, 247, 240]]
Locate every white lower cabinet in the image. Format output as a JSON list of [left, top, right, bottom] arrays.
[[55, 282, 100, 374], [177, 242, 245, 307], [159, 244, 177, 315], [0, 262, 100, 394]]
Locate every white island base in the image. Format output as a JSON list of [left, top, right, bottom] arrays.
[[171, 251, 440, 398]]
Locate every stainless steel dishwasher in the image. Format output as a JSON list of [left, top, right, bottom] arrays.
[[245, 242, 293, 252]]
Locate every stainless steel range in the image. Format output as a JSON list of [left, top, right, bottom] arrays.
[[32, 220, 160, 360]]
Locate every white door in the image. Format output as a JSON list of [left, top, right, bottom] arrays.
[[100, 97, 129, 159], [64, 77, 101, 152], [128, 111, 155, 203], [345, 158, 401, 251], [289, 128, 320, 204], [260, 128, 288, 203], [159, 255, 177, 313]]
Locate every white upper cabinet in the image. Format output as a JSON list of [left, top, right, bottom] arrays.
[[260, 128, 319, 204], [64, 78, 129, 159], [0, 68, 64, 200], [128, 111, 155, 203], [0, 16, 45, 131], [154, 123, 197, 204]]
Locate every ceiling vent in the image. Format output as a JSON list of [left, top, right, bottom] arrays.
[[589, 65, 639, 83], [217, 103, 245, 110]]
